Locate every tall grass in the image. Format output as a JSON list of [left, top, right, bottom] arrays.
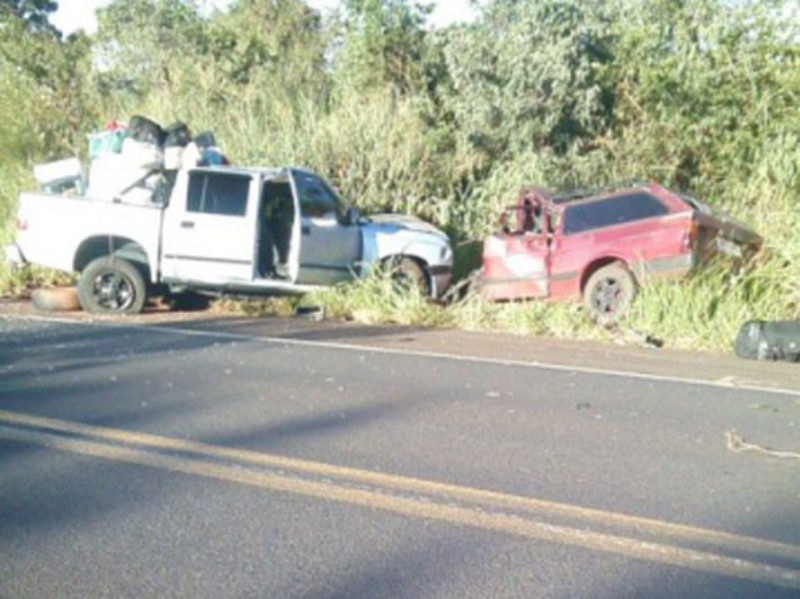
[[311, 268, 449, 327]]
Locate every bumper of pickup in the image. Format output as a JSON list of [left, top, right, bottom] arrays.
[[3, 244, 26, 268]]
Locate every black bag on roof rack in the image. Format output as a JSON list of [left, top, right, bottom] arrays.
[[127, 115, 165, 146], [193, 131, 216, 148], [734, 320, 800, 362], [164, 122, 191, 148]]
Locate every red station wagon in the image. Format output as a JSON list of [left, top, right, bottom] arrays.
[[477, 182, 762, 324]]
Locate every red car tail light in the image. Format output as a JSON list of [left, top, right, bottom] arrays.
[[683, 217, 697, 251]]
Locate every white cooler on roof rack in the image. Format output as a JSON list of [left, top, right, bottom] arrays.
[[121, 137, 163, 170], [33, 158, 84, 194], [163, 146, 185, 170]]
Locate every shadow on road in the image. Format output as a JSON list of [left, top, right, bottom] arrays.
[[143, 313, 429, 344], [0, 316, 413, 533]]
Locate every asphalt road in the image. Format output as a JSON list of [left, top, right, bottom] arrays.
[[1, 307, 798, 598]]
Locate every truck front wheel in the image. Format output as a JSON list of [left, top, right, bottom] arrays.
[[78, 256, 147, 315], [387, 256, 431, 297]]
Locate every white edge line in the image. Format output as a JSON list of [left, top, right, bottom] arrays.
[[4, 313, 800, 398]]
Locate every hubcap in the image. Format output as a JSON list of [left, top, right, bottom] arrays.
[[591, 278, 622, 314], [92, 271, 134, 311]]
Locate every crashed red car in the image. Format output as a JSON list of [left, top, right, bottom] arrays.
[[476, 182, 762, 323]]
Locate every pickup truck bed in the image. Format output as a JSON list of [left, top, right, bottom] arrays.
[[14, 193, 163, 278]]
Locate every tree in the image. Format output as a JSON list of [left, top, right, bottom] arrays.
[[334, 0, 432, 94], [0, 0, 59, 35], [206, 0, 327, 92], [93, 0, 206, 96], [604, 0, 800, 192], [434, 0, 615, 166], [0, 1, 93, 160]]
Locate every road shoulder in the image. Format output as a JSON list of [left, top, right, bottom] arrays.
[[3, 298, 800, 396]]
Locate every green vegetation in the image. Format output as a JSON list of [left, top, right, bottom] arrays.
[[1, 0, 798, 350]]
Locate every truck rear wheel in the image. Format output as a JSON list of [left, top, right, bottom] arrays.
[[78, 256, 147, 315], [582, 262, 636, 326]]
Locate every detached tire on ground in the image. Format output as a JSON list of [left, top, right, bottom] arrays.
[[77, 256, 147, 315], [31, 287, 81, 312], [390, 257, 431, 297], [582, 262, 636, 326]]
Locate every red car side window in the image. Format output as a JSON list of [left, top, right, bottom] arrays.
[[562, 192, 668, 235]]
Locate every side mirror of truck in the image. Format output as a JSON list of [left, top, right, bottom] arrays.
[[344, 206, 361, 226]]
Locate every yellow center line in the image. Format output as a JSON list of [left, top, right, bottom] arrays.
[[0, 409, 797, 565], [1, 422, 798, 591]]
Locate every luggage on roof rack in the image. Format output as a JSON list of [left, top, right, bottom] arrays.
[[164, 122, 191, 148], [127, 115, 165, 146], [193, 131, 216, 148], [164, 122, 191, 170], [89, 129, 125, 159]]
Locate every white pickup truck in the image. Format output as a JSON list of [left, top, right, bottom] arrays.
[[5, 166, 453, 313]]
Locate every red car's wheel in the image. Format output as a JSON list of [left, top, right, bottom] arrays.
[[583, 262, 636, 325]]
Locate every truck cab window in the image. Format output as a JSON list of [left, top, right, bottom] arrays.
[[187, 172, 249, 217], [294, 172, 345, 220]]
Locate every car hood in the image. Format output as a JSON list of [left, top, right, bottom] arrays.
[[363, 214, 448, 241]]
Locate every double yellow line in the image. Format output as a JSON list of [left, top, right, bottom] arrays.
[[1, 409, 798, 590]]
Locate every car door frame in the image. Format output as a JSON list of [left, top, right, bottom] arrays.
[[160, 168, 260, 286], [289, 169, 362, 286], [481, 197, 552, 301]]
